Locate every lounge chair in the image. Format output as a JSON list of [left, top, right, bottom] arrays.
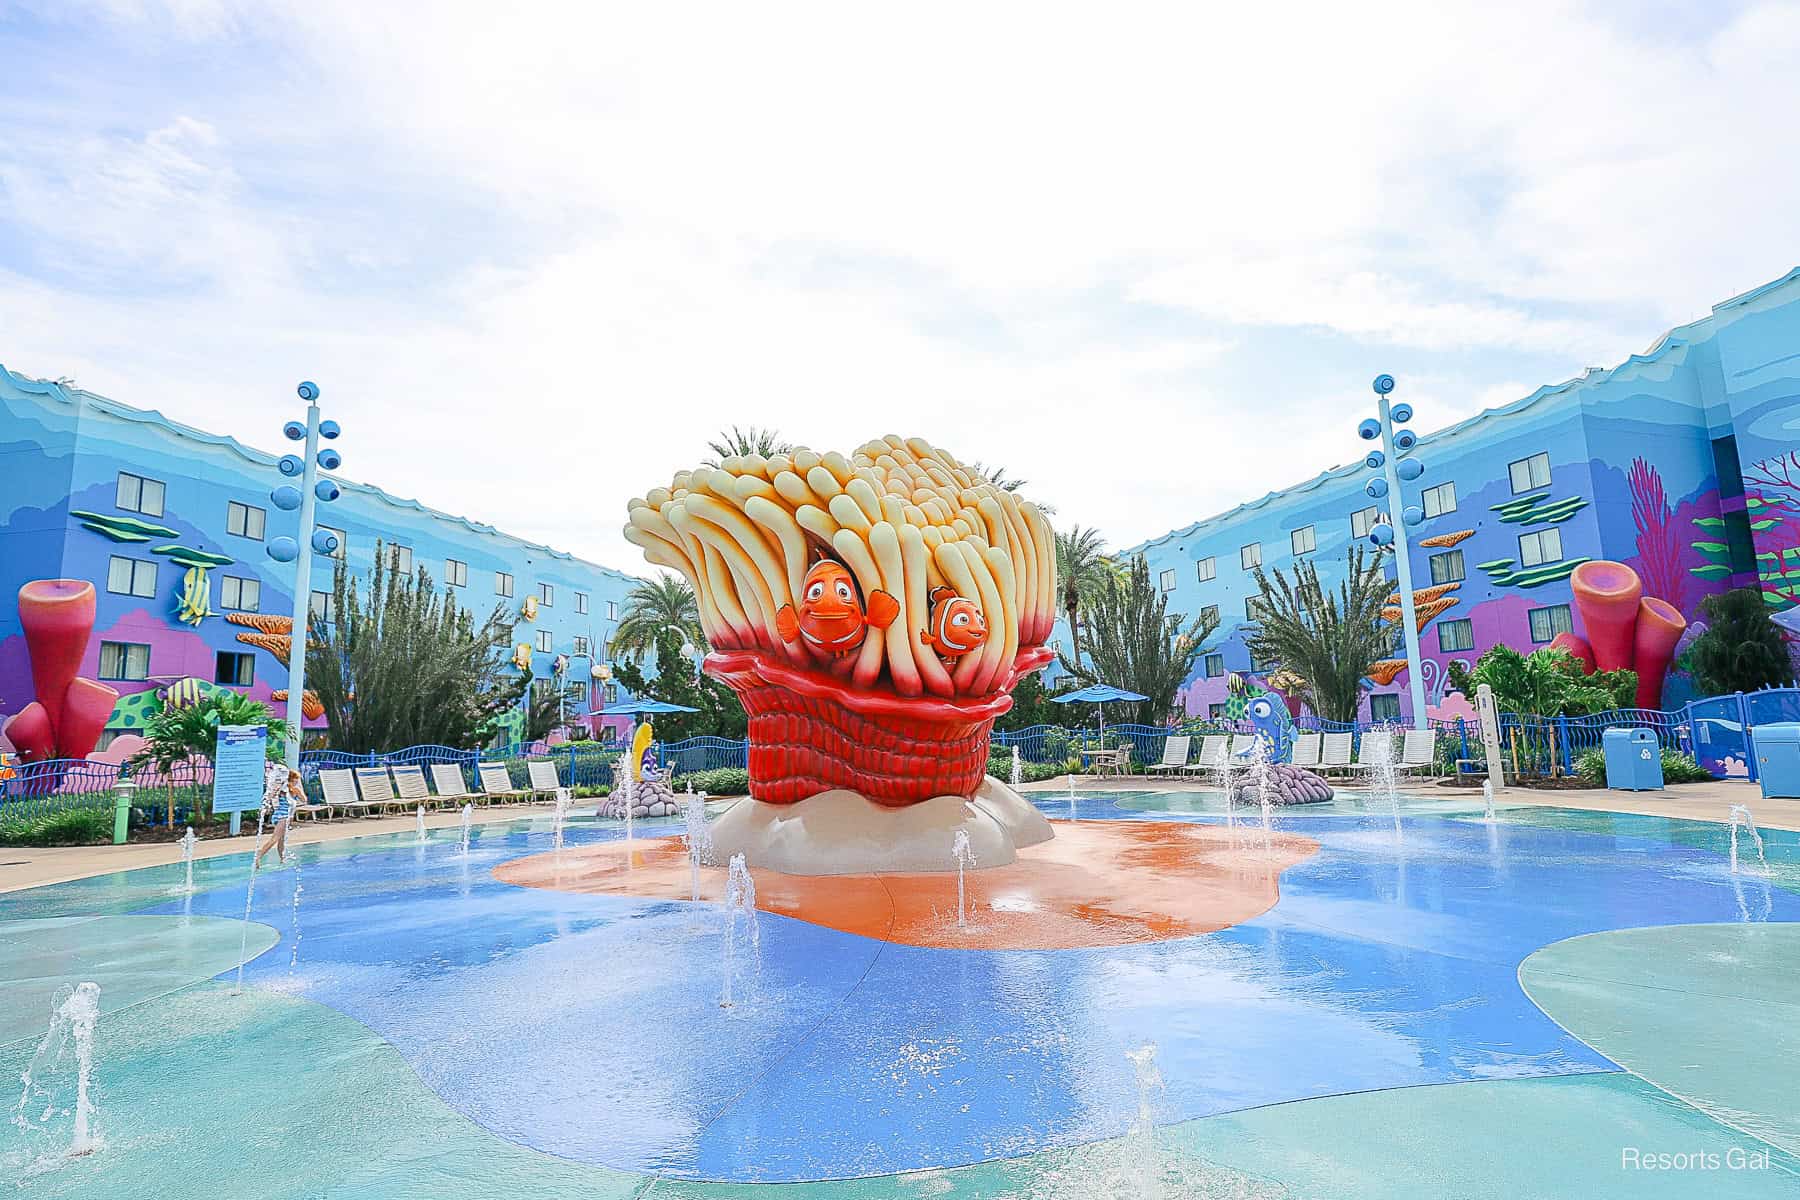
[[1228, 733, 1257, 761], [1398, 728, 1438, 777], [1145, 735, 1192, 778], [525, 759, 562, 801], [353, 767, 407, 816], [429, 762, 479, 808], [1290, 732, 1322, 770], [477, 761, 530, 805], [1349, 730, 1396, 777], [292, 771, 339, 822], [391, 764, 434, 810], [1193, 735, 1229, 773], [318, 768, 380, 818], [1319, 732, 1353, 776]]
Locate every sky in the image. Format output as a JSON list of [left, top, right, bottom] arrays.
[[3, 1, 1798, 575]]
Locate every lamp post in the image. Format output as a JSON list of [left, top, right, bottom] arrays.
[[266, 381, 344, 771], [1357, 373, 1428, 731]]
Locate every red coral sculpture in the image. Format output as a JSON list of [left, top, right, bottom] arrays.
[[1566, 560, 1688, 709], [3, 581, 119, 763]]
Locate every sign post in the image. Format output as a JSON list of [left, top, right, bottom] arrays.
[[1476, 684, 1506, 791], [213, 724, 269, 835]]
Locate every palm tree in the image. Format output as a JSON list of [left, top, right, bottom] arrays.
[[610, 575, 704, 661], [1055, 555, 1215, 724], [1055, 526, 1113, 666], [968, 461, 1055, 514], [1242, 546, 1394, 724], [705, 425, 790, 466]]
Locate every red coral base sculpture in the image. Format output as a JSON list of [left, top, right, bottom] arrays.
[[4, 580, 119, 763]]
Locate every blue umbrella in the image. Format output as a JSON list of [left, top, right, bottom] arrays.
[[1050, 683, 1148, 743], [603, 698, 700, 716]]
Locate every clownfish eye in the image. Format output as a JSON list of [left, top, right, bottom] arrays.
[[951, 612, 969, 626], [835, 581, 854, 602], [806, 582, 825, 601]]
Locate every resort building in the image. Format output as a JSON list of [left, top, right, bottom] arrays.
[[0, 367, 645, 747], [1124, 266, 1800, 724]]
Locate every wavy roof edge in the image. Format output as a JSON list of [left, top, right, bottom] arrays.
[[1123, 265, 1800, 557], [0, 363, 644, 585]]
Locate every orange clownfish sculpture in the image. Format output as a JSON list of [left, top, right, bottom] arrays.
[[775, 559, 899, 655], [919, 586, 987, 659]]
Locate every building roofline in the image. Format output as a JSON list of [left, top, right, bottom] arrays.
[[0, 363, 645, 585], [1122, 265, 1800, 557]]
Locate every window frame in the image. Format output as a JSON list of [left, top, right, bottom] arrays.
[[225, 500, 266, 540], [115, 472, 165, 517], [606, 600, 618, 620], [1508, 452, 1551, 494], [445, 558, 468, 588], [1437, 617, 1474, 653], [387, 544, 414, 576], [1351, 507, 1378, 539], [220, 574, 261, 612], [536, 629, 553, 653], [1200, 603, 1220, 626], [1204, 653, 1224, 678], [1421, 481, 1457, 518], [317, 526, 346, 559], [99, 640, 151, 681], [106, 555, 158, 599], [1369, 693, 1402, 723], [574, 591, 589, 615], [214, 650, 256, 687], [1158, 568, 1177, 592], [1290, 525, 1316, 556], [495, 571, 515, 598], [1428, 549, 1466, 586], [310, 590, 337, 624], [538, 582, 555, 606], [1518, 528, 1563, 568], [573, 635, 590, 657], [1195, 556, 1216, 583], [1240, 542, 1262, 571], [1528, 603, 1573, 644]]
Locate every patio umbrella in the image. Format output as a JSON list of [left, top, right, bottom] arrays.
[[1050, 683, 1149, 743], [601, 698, 700, 716]]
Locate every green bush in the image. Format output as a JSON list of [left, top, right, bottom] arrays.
[[570, 784, 611, 799], [985, 752, 1068, 784], [1575, 746, 1712, 786], [0, 805, 115, 847], [675, 766, 750, 796]]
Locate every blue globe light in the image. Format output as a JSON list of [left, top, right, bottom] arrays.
[[1369, 524, 1395, 547], [1372, 374, 1395, 395], [319, 419, 341, 440], [311, 529, 340, 555], [1365, 478, 1389, 498], [1357, 418, 1381, 441], [1391, 402, 1414, 424], [317, 448, 342, 470], [315, 479, 341, 502], [1394, 429, 1417, 452], [1396, 457, 1424, 481], [278, 454, 303, 477], [297, 381, 319, 401], [283, 421, 306, 441], [268, 536, 299, 562], [1364, 451, 1385, 470], [1403, 505, 1424, 527], [271, 484, 302, 511]]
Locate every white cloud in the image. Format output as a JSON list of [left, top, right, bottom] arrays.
[[3, 0, 1798, 570]]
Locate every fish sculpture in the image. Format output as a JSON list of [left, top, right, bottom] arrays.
[[918, 586, 987, 659], [775, 559, 899, 655]]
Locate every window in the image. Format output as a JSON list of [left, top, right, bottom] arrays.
[[225, 501, 266, 540], [1204, 654, 1225, 678], [1159, 568, 1177, 592], [1209, 702, 1228, 720], [531, 677, 556, 703], [1246, 595, 1270, 622], [1518, 528, 1562, 567], [387, 544, 414, 576], [1421, 481, 1457, 518], [604, 683, 619, 704], [106, 556, 157, 599], [573, 635, 590, 656], [445, 558, 468, 588], [1351, 507, 1378, 538], [538, 582, 555, 606], [606, 600, 618, 620], [1438, 617, 1474, 653], [1290, 525, 1316, 556], [568, 681, 588, 704], [1528, 603, 1573, 644], [115, 472, 165, 517], [310, 590, 336, 624], [1508, 452, 1551, 494], [220, 575, 261, 612], [1240, 543, 1262, 570], [536, 629, 553, 653], [575, 591, 589, 615], [1195, 556, 1216, 583], [214, 651, 255, 686], [1200, 604, 1220, 626], [98, 641, 150, 681], [1369, 694, 1402, 723], [318, 526, 346, 559], [495, 571, 514, 598], [1250, 649, 1278, 673], [1428, 550, 1465, 586]]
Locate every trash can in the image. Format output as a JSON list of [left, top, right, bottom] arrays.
[[1602, 727, 1663, 791], [1751, 723, 1800, 799]]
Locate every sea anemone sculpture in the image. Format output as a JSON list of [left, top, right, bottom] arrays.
[[624, 436, 1056, 806]]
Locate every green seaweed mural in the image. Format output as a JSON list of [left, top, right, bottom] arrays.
[[1490, 494, 1589, 525], [1689, 496, 1799, 608], [1476, 556, 1593, 588], [68, 510, 178, 543]]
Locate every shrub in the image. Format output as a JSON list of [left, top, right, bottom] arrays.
[[0, 805, 115, 847], [676, 766, 750, 796], [984, 752, 1067, 784], [1574, 746, 1712, 785]]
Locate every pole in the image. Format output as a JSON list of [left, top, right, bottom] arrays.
[[1376, 391, 1428, 730], [283, 386, 321, 772]]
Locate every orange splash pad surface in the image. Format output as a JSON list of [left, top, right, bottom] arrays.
[[493, 819, 1319, 950]]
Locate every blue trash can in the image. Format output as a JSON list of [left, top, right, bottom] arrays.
[[1602, 727, 1663, 791], [1751, 723, 1800, 799]]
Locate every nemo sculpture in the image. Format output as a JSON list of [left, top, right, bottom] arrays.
[[625, 437, 1056, 872]]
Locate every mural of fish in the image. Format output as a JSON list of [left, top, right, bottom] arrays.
[[918, 586, 988, 659], [774, 560, 899, 655]]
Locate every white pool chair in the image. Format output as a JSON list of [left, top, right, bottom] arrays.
[[525, 759, 562, 802], [1319, 732, 1354, 776], [353, 767, 406, 816], [477, 761, 530, 805], [1145, 735, 1192, 777], [429, 762, 479, 807], [1398, 728, 1438, 776], [391, 764, 434, 809], [1194, 735, 1229, 772], [1290, 732, 1322, 770]]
